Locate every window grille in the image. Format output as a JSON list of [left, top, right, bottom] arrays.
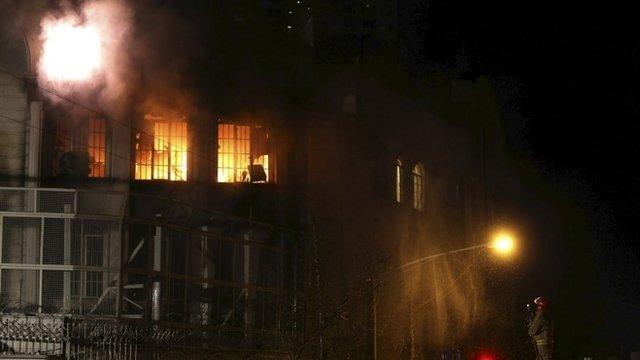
[[135, 118, 188, 181], [88, 117, 107, 177], [217, 124, 269, 183], [55, 116, 108, 178]]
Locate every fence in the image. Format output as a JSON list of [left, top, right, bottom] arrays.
[[1, 314, 289, 359]]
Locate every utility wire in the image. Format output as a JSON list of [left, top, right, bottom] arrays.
[[0, 112, 247, 195], [0, 67, 227, 172], [0, 112, 132, 168], [0, 111, 297, 232]]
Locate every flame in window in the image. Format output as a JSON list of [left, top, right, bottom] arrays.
[[135, 118, 187, 181], [217, 124, 269, 183]]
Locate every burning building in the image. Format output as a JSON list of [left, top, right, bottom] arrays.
[[0, 0, 520, 358]]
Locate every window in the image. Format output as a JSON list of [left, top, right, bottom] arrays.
[[88, 117, 106, 177], [217, 124, 270, 183], [395, 158, 404, 203], [135, 116, 188, 181], [55, 116, 108, 177], [412, 163, 424, 211]]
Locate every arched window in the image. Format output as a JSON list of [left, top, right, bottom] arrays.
[[395, 158, 404, 203], [412, 163, 424, 211]]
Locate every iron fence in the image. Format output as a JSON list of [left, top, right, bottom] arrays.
[[1, 314, 290, 359]]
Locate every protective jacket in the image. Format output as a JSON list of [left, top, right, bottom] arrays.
[[528, 309, 553, 359]]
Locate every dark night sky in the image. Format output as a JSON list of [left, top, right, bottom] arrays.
[[412, 0, 640, 350]]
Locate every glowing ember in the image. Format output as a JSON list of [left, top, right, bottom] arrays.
[[41, 20, 102, 82]]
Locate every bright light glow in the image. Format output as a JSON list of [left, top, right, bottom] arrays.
[[217, 124, 270, 183], [491, 231, 516, 256], [135, 116, 188, 181], [41, 20, 102, 82]]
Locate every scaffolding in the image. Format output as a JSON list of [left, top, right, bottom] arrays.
[[0, 187, 300, 358]]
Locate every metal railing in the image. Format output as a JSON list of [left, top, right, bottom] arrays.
[[0, 187, 127, 219]]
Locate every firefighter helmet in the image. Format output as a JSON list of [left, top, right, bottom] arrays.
[[533, 296, 549, 309]]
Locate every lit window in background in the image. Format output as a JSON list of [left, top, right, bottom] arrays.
[[412, 163, 424, 211], [395, 158, 404, 203], [217, 124, 269, 183], [135, 117, 187, 181]]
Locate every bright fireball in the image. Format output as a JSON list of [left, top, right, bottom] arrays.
[[41, 20, 102, 82]]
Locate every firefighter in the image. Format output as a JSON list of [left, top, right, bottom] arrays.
[[527, 296, 554, 359]]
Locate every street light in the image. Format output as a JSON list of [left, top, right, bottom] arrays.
[[397, 230, 518, 271], [489, 230, 516, 257], [373, 228, 518, 359]]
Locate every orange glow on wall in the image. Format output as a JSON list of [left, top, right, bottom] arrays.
[[135, 117, 187, 181]]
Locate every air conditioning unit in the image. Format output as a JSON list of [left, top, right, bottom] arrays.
[[59, 151, 90, 177]]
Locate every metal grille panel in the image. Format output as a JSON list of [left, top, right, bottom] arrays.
[[2, 217, 41, 264], [0, 269, 39, 312], [37, 189, 75, 213]]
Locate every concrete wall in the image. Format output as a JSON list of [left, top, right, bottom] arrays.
[[0, 71, 28, 186]]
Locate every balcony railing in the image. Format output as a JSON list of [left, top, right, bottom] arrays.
[[0, 186, 127, 219]]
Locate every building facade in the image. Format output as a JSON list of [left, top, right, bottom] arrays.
[[0, 1, 517, 358]]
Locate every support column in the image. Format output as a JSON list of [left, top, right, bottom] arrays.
[[26, 101, 42, 187], [63, 204, 72, 311], [200, 226, 210, 325], [243, 230, 255, 340], [152, 222, 162, 321]]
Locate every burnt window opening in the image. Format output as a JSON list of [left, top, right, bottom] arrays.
[[135, 115, 188, 181], [412, 163, 425, 211], [54, 116, 108, 178], [395, 158, 404, 203], [217, 123, 270, 183]]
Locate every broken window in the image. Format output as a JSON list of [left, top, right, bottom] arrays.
[[54, 116, 108, 178], [217, 124, 270, 183], [135, 116, 188, 181], [413, 163, 424, 211], [396, 158, 404, 203]]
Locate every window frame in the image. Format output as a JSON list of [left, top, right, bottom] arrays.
[[395, 158, 404, 203], [134, 116, 189, 181], [55, 116, 111, 178], [217, 123, 271, 183], [412, 163, 425, 211]]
